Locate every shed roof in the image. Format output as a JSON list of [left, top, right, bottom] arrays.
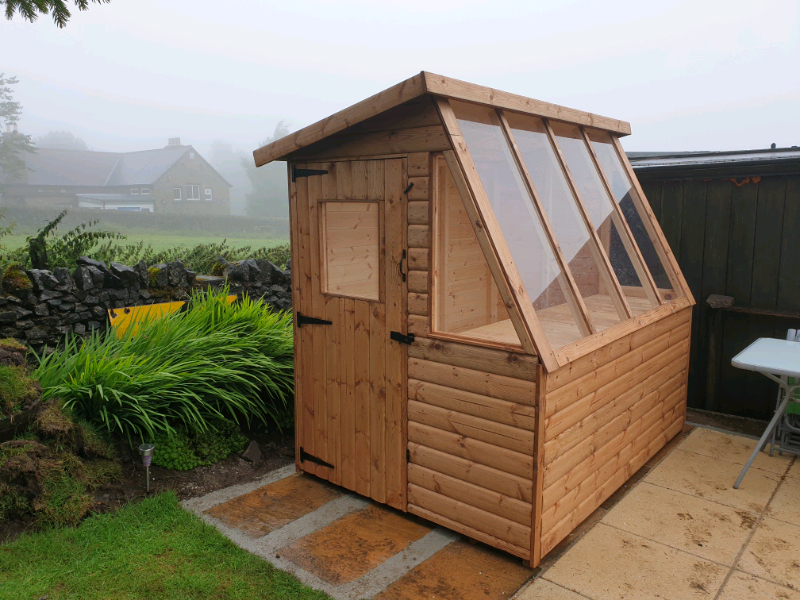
[[253, 72, 631, 167], [629, 146, 800, 179]]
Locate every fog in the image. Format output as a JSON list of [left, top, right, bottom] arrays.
[[2, 0, 799, 216]]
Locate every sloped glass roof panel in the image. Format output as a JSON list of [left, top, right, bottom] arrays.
[[452, 101, 583, 349], [505, 113, 623, 332], [550, 122, 657, 316], [587, 130, 678, 296]]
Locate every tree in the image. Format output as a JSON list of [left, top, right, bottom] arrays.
[[0, 74, 36, 181], [2, 0, 110, 27], [36, 130, 88, 151], [242, 121, 291, 219]]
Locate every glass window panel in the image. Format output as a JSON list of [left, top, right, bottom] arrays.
[[432, 158, 521, 348], [505, 112, 622, 332], [587, 130, 678, 297], [451, 101, 582, 349], [551, 122, 656, 316]]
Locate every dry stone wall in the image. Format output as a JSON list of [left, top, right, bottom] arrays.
[[0, 256, 292, 351]]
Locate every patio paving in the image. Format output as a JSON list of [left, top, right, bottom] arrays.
[[518, 427, 799, 600], [183, 425, 797, 599]]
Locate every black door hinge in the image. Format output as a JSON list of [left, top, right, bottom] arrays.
[[296, 312, 333, 328], [390, 331, 415, 345], [406, 449, 411, 463], [300, 447, 335, 469], [296, 310, 333, 327], [292, 166, 329, 182]]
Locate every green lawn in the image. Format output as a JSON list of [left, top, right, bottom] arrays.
[[0, 492, 329, 600], [2, 232, 289, 254]]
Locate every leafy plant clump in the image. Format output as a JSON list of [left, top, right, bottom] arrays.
[[35, 286, 294, 442], [151, 420, 248, 471]]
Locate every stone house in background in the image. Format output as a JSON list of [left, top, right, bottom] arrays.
[[0, 138, 231, 215]]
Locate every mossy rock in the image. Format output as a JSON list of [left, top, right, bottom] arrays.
[[210, 262, 225, 276], [0, 365, 42, 416], [0, 338, 29, 369], [2, 264, 32, 291]]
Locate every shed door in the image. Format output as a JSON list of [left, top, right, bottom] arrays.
[[290, 159, 408, 510]]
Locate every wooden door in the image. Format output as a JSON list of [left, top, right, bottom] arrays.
[[290, 158, 408, 510]]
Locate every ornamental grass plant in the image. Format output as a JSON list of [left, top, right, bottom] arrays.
[[34, 287, 294, 442]]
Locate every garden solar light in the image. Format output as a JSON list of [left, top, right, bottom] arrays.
[[138, 443, 155, 493]]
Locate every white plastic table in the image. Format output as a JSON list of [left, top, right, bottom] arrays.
[[731, 338, 800, 488]]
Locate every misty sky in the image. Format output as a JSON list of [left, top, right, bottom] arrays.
[[2, 0, 799, 160]]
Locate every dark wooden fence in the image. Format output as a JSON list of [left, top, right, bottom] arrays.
[[637, 174, 799, 420]]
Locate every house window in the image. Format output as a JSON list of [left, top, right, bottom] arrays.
[[189, 152, 195, 160], [321, 201, 380, 301], [204, 187, 212, 201], [173, 187, 182, 201], [141, 188, 150, 195], [186, 185, 200, 201], [131, 188, 139, 195]]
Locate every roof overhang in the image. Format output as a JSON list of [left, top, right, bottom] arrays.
[[253, 72, 632, 167]]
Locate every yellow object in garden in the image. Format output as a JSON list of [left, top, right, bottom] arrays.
[[108, 302, 185, 338]]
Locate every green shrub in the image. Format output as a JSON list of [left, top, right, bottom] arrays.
[[34, 287, 294, 442], [152, 420, 248, 471]]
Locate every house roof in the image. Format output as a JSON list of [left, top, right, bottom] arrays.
[[629, 146, 800, 179], [3, 145, 232, 188], [75, 193, 152, 202], [252, 72, 632, 166]]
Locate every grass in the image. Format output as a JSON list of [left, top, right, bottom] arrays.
[[2, 232, 289, 255], [0, 491, 331, 600]]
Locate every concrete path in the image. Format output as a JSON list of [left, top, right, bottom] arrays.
[[183, 426, 798, 600], [517, 427, 800, 600]]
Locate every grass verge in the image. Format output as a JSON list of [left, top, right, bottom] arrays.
[[0, 491, 330, 600]]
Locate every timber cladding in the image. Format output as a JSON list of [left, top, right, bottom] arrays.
[[537, 307, 691, 556]]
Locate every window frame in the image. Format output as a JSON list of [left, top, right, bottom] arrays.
[[173, 187, 182, 201], [130, 188, 139, 196], [186, 184, 200, 201], [318, 198, 384, 303], [204, 186, 213, 201], [429, 155, 525, 353], [435, 97, 693, 370]]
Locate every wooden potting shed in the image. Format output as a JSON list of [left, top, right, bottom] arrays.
[[253, 72, 695, 567]]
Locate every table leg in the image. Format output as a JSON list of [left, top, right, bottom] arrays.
[[734, 395, 791, 489]]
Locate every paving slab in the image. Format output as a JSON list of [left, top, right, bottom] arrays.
[[737, 517, 800, 590], [718, 571, 800, 600], [766, 474, 800, 526], [541, 523, 728, 599], [375, 540, 533, 600], [515, 578, 586, 600], [602, 481, 756, 566], [678, 427, 794, 475], [645, 448, 782, 513], [279, 504, 432, 584], [206, 472, 343, 537]]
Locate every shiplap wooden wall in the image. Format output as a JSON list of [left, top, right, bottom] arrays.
[[640, 175, 800, 419]]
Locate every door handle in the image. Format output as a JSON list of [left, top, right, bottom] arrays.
[[399, 249, 407, 282]]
